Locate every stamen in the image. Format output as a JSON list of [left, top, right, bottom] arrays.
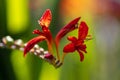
[[85, 35, 92, 41], [75, 23, 79, 28], [38, 20, 40, 24]]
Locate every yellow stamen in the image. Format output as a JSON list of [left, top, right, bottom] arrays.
[[85, 35, 92, 40]]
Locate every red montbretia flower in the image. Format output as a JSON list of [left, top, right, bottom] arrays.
[[63, 22, 89, 61], [24, 9, 53, 56], [55, 17, 80, 60], [55, 17, 80, 47], [24, 9, 91, 66]]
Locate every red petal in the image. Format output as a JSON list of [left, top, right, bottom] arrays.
[[67, 36, 77, 42], [42, 27, 53, 45], [38, 9, 52, 27], [77, 49, 84, 61], [63, 43, 76, 53], [78, 21, 88, 40], [32, 29, 43, 35], [55, 17, 80, 47], [24, 36, 46, 56], [33, 29, 53, 49]]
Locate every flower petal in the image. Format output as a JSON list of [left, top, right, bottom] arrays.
[[42, 27, 53, 46], [24, 36, 46, 56], [38, 9, 52, 27], [63, 43, 75, 53], [32, 29, 43, 35], [78, 21, 88, 40], [55, 17, 80, 46], [77, 49, 84, 61], [67, 36, 77, 42]]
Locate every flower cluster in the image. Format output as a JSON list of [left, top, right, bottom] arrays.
[[24, 9, 92, 67]]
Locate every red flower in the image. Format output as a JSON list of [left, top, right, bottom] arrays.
[[63, 21, 88, 61], [55, 17, 80, 60], [24, 9, 91, 64], [24, 9, 80, 57], [24, 9, 53, 56], [55, 17, 80, 47]]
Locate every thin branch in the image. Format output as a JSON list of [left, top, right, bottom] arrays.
[[0, 36, 62, 68]]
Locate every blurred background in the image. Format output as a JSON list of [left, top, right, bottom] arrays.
[[0, 0, 120, 80]]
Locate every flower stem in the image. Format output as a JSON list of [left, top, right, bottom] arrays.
[[61, 53, 66, 63], [0, 36, 61, 68], [55, 44, 60, 61]]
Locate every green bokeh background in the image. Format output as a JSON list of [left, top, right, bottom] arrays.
[[0, 0, 120, 80]]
